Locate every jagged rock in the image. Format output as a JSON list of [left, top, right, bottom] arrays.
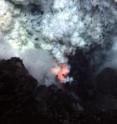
[[0, 58, 117, 124], [95, 68, 117, 110], [96, 68, 117, 96], [0, 57, 37, 118]]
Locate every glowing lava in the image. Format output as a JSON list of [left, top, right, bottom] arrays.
[[51, 63, 69, 82]]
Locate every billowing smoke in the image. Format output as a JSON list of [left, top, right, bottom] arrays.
[[0, 0, 117, 85], [103, 40, 117, 69]]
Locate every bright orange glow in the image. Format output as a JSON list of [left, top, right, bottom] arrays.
[[51, 64, 69, 82]]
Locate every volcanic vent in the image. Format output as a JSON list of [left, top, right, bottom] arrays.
[[0, 0, 117, 123]]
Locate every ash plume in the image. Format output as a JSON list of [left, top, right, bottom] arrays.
[[0, 0, 117, 85]]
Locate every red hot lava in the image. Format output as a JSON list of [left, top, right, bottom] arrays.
[[51, 63, 69, 83]]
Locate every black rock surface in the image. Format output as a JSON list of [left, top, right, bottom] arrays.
[[95, 68, 117, 110], [0, 57, 117, 124], [0, 57, 38, 122]]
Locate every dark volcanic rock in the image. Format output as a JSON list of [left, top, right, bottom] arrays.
[[95, 68, 117, 110], [0, 57, 37, 120], [96, 68, 117, 96], [0, 58, 117, 124]]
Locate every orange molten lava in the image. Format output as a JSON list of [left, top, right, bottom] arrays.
[[51, 64, 69, 82]]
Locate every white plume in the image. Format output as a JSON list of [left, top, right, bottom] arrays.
[[0, 0, 117, 84]]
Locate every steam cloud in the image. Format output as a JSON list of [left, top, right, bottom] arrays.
[[0, 0, 117, 85]]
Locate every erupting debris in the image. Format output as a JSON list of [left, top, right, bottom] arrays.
[[51, 63, 69, 83]]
